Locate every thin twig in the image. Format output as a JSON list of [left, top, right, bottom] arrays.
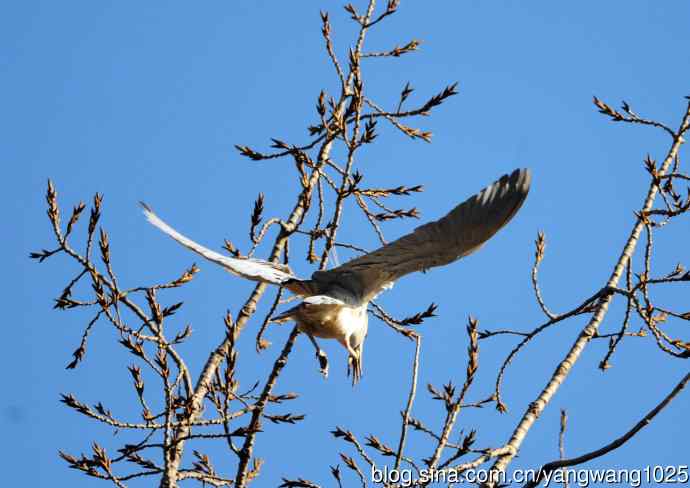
[[394, 333, 421, 470]]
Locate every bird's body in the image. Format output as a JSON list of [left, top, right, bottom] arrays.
[[142, 168, 531, 384], [287, 302, 368, 343]]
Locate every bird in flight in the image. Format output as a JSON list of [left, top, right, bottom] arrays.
[[142, 168, 531, 384]]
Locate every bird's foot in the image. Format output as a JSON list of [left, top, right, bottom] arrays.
[[347, 355, 361, 385], [316, 351, 329, 379]]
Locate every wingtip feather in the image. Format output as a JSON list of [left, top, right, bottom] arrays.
[[140, 202, 167, 231], [513, 167, 532, 195], [139, 201, 153, 213]]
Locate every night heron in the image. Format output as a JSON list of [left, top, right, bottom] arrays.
[[142, 168, 531, 383]]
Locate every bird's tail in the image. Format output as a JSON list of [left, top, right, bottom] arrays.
[[271, 305, 300, 323]]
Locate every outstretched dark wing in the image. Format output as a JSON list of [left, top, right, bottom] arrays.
[[141, 203, 302, 288], [312, 168, 531, 303]]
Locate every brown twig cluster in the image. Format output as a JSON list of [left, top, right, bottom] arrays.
[[282, 85, 690, 488], [35, 2, 690, 487], [35, 2, 457, 487], [476, 98, 690, 486]]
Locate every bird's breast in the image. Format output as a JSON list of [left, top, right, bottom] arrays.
[[297, 303, 367, 340]]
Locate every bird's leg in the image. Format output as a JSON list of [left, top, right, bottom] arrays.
[[345, 344, 362, 385], [307, 333, 329, 379], [357, 341, 364, 376]]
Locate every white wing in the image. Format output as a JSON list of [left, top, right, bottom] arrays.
[[141, 203, 298, 286]]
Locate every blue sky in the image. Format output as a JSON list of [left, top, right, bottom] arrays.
[[5, 1, 690, 486]]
